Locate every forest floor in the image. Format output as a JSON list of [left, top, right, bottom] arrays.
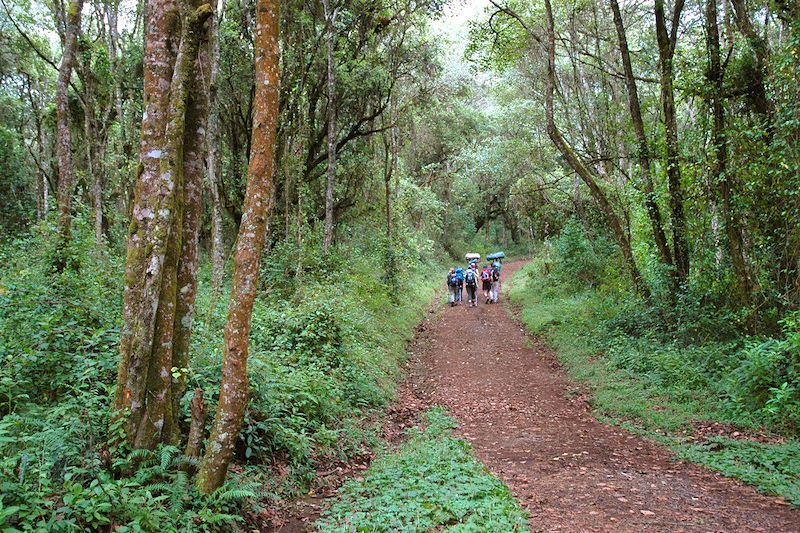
[[274, 260, 799, 532]]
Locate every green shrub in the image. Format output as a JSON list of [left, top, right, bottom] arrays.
[[727, 313, 800, 430], [0, 219, 443, 530], [317, 408, 529, 531], [511, 257, 800, 505]]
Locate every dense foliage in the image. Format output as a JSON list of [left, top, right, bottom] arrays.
[[0, 219, 441, 530], [1, 0, 799, 526]]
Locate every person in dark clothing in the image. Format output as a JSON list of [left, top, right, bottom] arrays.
[[464, 263, 479, 307]]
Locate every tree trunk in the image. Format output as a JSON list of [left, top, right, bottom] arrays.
[[543, 0, 649, 299], [169, 9, 211, 443], [610, 0, 673, 273], [388, 93, 399, 240], [79, 72, 105, 247], [322, 0, 337, 253], [114, 0, 212, 449], [729, 0, 772, 122], [196, 0, 279, 494], [706, 0, 756, 312], [184, 388, 205, 461], [207, 0, 225, 292], [655, 0, 690, 284], [54, 0, 83, 268]]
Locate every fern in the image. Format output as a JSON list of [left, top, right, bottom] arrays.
[[210, 482, 259, 504], [199, 511, 243, 525], [159, 445, 180, 470]]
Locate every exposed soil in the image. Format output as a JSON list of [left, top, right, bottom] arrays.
[[267, 260, 798, 532], [415, 260, 798, 532]]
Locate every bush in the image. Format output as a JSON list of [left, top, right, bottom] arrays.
[[0, 219, 443, 530], [727, 313, 800, 430]]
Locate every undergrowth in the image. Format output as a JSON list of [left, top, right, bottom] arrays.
[[316, 408, 529, 532], [0, 217, 443, 530], [510, 228, 800, 507]]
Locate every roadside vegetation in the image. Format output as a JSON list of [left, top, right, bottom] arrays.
[[317, 408, 529, 532], [510, 223, 800, 506], [0, 216, 443, 530]]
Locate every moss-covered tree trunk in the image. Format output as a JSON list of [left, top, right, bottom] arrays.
[[654, 0, 690, 284], [54, 0, 83, 268], [115, 0, 212, 449], [196, 0, 280, 494], [206, 1, 225, 293], [705, 0, 757, 315], [170, 5, 211, 442], [609, 0, 673, 276]]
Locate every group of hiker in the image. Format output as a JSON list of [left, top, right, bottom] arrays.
[[446, 254, 503, 308]]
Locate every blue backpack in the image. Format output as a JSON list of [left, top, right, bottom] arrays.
[[455, 267, 464, 283], [448, 272, 459, 287], [465, 269, 477, 286]]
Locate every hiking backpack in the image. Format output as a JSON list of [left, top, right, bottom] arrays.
[[491, 267, 500, 281], [448, 273, 459, 287], [465, 269, 477, 286], [455, 267, 464, 283], [481, 268, 491, 281]]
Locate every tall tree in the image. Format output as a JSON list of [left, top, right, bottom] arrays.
[[197, 0, 280, 493], [609, 0, 673, 274], [542, 0, 650, 298], [206, 0, 226, 293], [322, 0, 337, 252], [705, 0, 756, 311], [54, 0, 83, 267], [114, 0, 212, 449], [654, 0, 690, 283]]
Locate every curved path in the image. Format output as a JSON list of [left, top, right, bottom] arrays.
[[411, 260, 798, 532]]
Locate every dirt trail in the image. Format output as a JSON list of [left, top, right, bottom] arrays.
[[413, 260, 798, 532]]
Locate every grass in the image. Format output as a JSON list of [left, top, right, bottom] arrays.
[[316, 408, 529, 532], [509, 260, 800, 507]]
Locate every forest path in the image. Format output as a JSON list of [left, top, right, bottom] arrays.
[[413, 260, 798, 532]]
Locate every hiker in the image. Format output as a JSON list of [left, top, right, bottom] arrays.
[[489, 263, 501, 303], [481, 264, 492, 302], [446, 268, 459, 306], [464, 263, 479, 307], [454, 267, 465, 304]]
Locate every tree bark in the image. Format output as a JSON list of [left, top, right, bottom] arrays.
[[54, 0, 83, 268], [706, 0, 756, 312], [543, 0, 649, 299], [729, 0, 772, 121], [322, 0, 337, 253], [610, 0, 673, 272], [196, 0, 279, 494], [184, 388, 205, 461], [115, 0, 212, 449], [207, 0, 225, 292], [80, 72, 105, 246], [169, 6, 211, 443], [655, 0, 690, 284]]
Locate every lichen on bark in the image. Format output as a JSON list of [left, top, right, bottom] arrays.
[[115, 0, 213, 449], [196, 0, 280, 494]]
